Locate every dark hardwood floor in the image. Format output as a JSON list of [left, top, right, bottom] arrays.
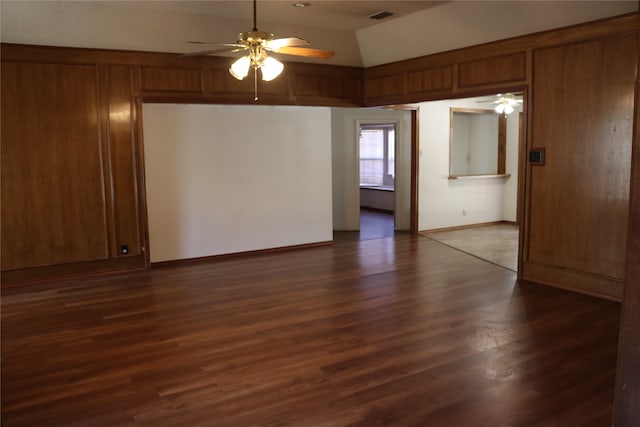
[[359, 209, 395, 241], [1, 235, 621, 426]]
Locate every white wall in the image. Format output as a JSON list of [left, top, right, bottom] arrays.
[[360, 188, 394, 211], [143, 104, 333, 263], [331, 108, 412, 231], [503, 109, 523, 221], [418, 97, 521, 231]]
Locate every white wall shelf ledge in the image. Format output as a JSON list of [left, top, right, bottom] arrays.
[[448, 174, 511, 180]]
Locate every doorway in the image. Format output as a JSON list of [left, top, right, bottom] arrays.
[[358, 122, 396, 240], [330, 107, 415, 241]]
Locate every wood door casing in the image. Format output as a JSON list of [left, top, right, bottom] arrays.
[[524, 33, 638, 297]]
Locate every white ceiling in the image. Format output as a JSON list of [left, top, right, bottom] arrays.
[[108, 1, 449, 31], [1, 1, 637, 67]]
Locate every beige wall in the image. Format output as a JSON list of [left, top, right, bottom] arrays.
[[417, 97, 521, 231], [143, 103, 333, 263]]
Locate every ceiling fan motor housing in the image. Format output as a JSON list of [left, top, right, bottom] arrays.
[[239, 31, 274, 44]]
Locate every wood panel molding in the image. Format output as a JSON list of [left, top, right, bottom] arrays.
[[364, 73, 405, 99], [457, 52, 526, 89], [363, 12, 638, 106], [407, 65, 453, 95], [140, 66, 204, 93], [613, 50, 640, 426], [0, 44, 364, 107]]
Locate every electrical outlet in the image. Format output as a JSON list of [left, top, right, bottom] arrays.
[[121, 244, 129, 255]]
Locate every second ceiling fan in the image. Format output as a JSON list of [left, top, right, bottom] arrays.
[[183, 0, 335, 99]]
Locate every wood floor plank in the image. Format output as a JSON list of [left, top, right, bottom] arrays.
[[1, 235, 620, 426]]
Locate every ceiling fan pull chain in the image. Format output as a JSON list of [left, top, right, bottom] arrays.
[[254, 67, 258, 101], [253, 0, 258, 31]]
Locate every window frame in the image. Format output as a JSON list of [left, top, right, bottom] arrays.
[[358, 122, 397, 189]]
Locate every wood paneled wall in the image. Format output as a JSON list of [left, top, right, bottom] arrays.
[[1, 61, 146, 282], [363, 14, 637, 107], [363, 13, 638, 299], [1, 12, 638, 295], [0, 45, 363, 284], [614, 41, 640, 425], [613, 37, 640, 427], [1, 63, 110, 269], [522, 33, 637, 299]]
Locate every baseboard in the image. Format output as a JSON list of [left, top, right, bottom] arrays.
[[360, 207, 394, 214], [151, 241, 333, 268], [1, 255, 147, 289], [420, 220, 516, 234], [519, 275, 622, 303]]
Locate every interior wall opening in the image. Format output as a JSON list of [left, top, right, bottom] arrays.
[[413, 92, 525, 272], [358, 122, 396, 241]]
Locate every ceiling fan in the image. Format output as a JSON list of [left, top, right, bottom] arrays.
[[182, 0, 335, 100], [478, 93, 523, 115]]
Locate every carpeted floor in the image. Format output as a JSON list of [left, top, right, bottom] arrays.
[[424, 223, 519, 271]]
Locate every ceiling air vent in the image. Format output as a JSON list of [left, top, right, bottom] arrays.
[[368, 11, 394, 20]]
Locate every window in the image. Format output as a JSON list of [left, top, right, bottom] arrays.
[[359, 123, 395, 188]]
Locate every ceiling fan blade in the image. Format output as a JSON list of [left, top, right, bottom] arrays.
[[187, 41, 246, 48], [265, 37, 310, 50], [180, 47, 248, 58], [275, 46, 334, 59]]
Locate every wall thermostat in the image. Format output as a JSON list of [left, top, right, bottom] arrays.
[[529, 149, 545, 165]]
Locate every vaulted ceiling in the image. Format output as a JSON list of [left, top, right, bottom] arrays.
[[1, 1, 637, 67]]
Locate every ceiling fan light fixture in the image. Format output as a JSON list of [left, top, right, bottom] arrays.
[[504, 104, 514, 115], [186, 0, 332, 99], [229, 55, 251, 80], [260, 56, 284, 81], [495, 104, 505, 114]]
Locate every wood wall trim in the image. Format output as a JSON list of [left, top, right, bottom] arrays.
[[133, 98, 151, 268], [420, 220, 516, 234], [519, 276, 622, 303], [521, 260, 625, 299], [150, 241, 333, 268], [140, 66, 205, 93], [410, 110, 419, 235], [0, 44, 364, 107], [0, 255, 146, 287], [458, 52, 526, 89], [613, 37, 640, 426]]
